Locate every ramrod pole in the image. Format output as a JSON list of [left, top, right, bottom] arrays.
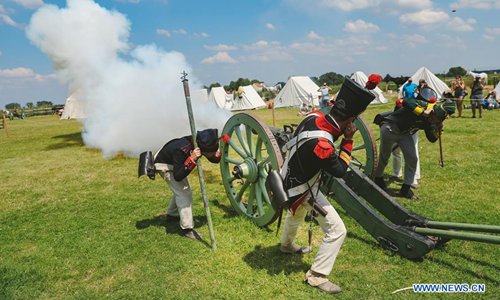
[[181, 71, 217, 250]]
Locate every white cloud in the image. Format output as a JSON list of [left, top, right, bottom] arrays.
[[156, 28, 171, 37], [307, 31, 324, 40], [344, 19, 380, 33], [451, 0, 500, 10], [400, 9, 449, 26], [173, 29, 187, 35], [403, 34, 428, 48], [447, 17, 476, 32], [204, 44, 238, 51], [0, 4, 18, 28], [319, 0, 379, 11], [438, 34, 465, 48], [395, 0, 432, 9], [265, 23, 275, 30], [194, 32, 210, 38], [482, 34, 495, 41], [485, 27, 500, 35], [1, 14, 18, 28], [201, 51, 237, 64], [243, 40, 270, 50], [0, 67, 55, 81], [11, 0, 44, 9]]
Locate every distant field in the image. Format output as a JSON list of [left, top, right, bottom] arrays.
[[0, 104, 499, 299]]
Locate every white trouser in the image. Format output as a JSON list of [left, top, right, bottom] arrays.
[[375, 123, 418, 185], [161, 171, 194, 230], [281, 191, 346, 276], [391, 131, 420, 183]]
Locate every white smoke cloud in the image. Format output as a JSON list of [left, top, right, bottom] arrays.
[[26, 0, 230, 158]]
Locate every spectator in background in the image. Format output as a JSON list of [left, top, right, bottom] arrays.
[[416, 79, 428, 96], [452, 75, 466, 118], [484, 90, 498, 110], [470, 76, 485, 118], [318, 83, 331, 108], [402, 78, 417, 99]]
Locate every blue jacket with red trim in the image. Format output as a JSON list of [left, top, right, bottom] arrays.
[[154, 136, 220, 181], [283, 111, 353, 203]]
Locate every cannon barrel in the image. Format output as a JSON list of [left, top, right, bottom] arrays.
[[413, 227, 500, 244], [424, 221, 500, 234]]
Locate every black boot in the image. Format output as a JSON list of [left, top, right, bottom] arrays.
[[374, 177, 387, 190], [400, 184, 416, 199]]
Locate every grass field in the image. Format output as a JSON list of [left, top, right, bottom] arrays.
[[1, 104, 499, 299]]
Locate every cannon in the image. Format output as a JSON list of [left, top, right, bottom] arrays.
[[218, 110, 500, 260]]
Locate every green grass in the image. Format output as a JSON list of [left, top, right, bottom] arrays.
[[1, 106, 499, 299]]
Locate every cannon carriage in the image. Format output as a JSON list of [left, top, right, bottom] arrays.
[[219, 109, 500, 260]]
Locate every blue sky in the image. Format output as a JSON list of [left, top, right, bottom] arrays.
[[1, 0, 499, 107]]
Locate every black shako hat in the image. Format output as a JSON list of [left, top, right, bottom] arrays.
[[331, 77, 375, 119], [196, 128, 219, 152]]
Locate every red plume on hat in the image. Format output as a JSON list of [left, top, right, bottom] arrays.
[[365, 74, 382, 90]]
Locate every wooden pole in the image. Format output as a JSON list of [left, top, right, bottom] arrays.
[[181, 71, 217, 250], [272, 101, 276, 127], [438, 129, 444, 167]]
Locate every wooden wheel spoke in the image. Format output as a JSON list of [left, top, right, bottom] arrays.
[[352, 144, 366, 151], [255, 184, 265, 216], [254, 136, 263, 160], [235, 126, 252, 157], [246, 183, 256, 215], [235, 180, 250, 203], [245, 124, 254, 157], [228, 138, 248, 159], [258, 178, 272, 205], [225, 156, 244, 165], [257, 157, 270, 167]]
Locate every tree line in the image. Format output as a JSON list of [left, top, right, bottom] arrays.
[[204, 66, 481, 92], [4, 101, 53, 110]]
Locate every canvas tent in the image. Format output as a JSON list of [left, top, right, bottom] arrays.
[[60, 94, 86, 119], [350, 71, 387, 104], [209, 87, 233, 110], [230, 85, 266, 111], [494, 81, 500, 96], [273, 76, 320, 108], [191, 89, 209, 103], [398, 67, 451, 99], [467, 71, 488, 80]]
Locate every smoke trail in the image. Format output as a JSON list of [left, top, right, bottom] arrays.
[[26, 0, 230, 157]]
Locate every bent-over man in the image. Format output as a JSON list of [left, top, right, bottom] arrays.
[[154, 129, 221, 240]]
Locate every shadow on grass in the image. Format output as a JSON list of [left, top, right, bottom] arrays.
[[243, 244, 309, 276], [46, 132, 83, 150], [0, 266, 44, 299], [135, 214, 211, 248], [212, 199, 239, 218], [428, 256, 499, 285]]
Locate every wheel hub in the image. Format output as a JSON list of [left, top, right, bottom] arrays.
[[232, 158, 258, 182]]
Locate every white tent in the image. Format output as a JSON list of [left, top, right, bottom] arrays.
[[350, 71, 387, 104], [231, 85, 266, 111], [273, 76, 320, 108], [494, 81, 500, 96], [209, 87, 233, 110], [60, 94, 86, 119], [399, 67, 451, 99], [191, 89, 209, 103], [467, 71, 488, 80]]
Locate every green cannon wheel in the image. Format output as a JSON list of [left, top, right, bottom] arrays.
[[220, 113, 283, 227], [319, 107, 378, 178], [350, 116, 378, 178]]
